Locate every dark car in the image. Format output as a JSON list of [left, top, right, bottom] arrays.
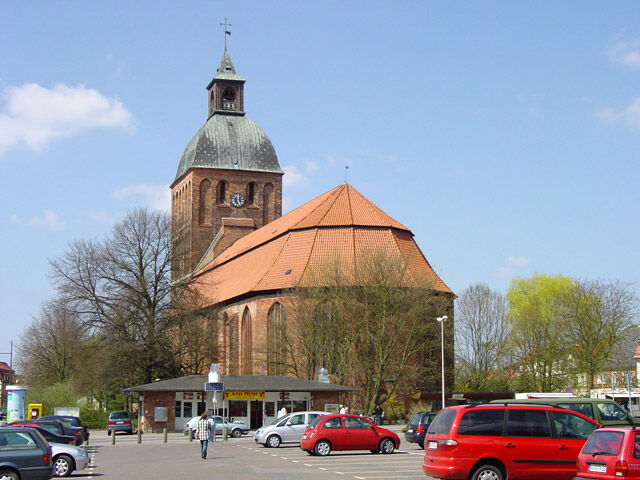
[[34, 420, 83, 446], [107, 411, 133, 435], [422, 403, 600, 480], [405, 412, 437, 449], [0, 426, 53, 480], [39, 416, 89, 442], [6, 423, 76, 446]]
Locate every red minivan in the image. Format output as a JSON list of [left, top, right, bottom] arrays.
[[575, 426, 640, 480], [422, 404, 600, 480]]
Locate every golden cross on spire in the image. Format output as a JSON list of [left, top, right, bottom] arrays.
[[220, 17, 232, 48]]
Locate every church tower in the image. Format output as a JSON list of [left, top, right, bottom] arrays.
[[171, 46, 283, 280]]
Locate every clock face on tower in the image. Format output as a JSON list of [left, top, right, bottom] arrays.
[[231, 192, 245, 208]]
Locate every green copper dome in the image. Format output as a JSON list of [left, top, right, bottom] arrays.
[[174, 114, 282, 182]]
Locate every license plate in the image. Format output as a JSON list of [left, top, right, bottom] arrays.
[[589, 464, 607, 473], [116, 421, 124, 424], [428, 441, 438, 449]]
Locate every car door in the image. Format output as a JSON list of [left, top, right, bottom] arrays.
[[0, 430, 46, 471], [503, 409, 562, 480], [550, 409, 600, 478], [282, 413, 306, 442], [321, 417, 347, 450], [343, 416, 378, 450]]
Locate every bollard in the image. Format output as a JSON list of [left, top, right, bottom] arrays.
[[111, 432, 115, 445], [188, 428, 193, 442], [223, 426, 228, 441], [137, 429, 142, 444], [163, 427, 167, 443]]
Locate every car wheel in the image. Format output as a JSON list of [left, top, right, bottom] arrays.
[[0, 469, 19, 480], [231, 428, 242, 438], [54, 454, 74, 477], [266, 434, 281, 448], [379, 438, 395, 454], [471, 464, 504, 480], [314, 440, 331, 456]]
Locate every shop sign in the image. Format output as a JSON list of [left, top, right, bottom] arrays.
[[225, 391, 265, 400]]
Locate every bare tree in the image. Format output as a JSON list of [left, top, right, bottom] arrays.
[[564, 279, 638, 389], [49, 208, 181, 385], [17, 297, 87, 385], [454, 284, 510, 391]]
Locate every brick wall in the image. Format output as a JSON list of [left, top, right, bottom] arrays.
[[141, 391, 175, 433]]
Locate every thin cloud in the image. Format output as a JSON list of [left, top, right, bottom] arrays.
[[282, 160, 322, 190], [596, 98, 640, 132], [497, 256, 530, 278], [10, 210, 65, 231], [112, 184, 170, 212], [0, 82, 133, 156], [606, 39, 640, 69]]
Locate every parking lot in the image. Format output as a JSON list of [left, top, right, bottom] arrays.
[[76, 430, 427, 479]]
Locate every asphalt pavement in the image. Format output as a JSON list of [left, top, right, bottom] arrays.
[[72, 427, 429, 480]]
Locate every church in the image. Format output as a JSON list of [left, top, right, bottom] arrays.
[[170, 44, 455, 382]]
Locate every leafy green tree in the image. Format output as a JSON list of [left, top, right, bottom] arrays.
[[506, 274, 575, 391]]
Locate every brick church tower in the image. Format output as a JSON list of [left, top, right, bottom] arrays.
[[171, 46, 283, 280]]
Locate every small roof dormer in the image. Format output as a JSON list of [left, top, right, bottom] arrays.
[[206, 46, 246, 118]]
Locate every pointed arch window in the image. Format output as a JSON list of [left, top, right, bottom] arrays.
[[263, 183, 274, 225], [267, 303, 287, 375], [241, 307, 253, 375], [247, 182, 258, 205], [225, 314, 239, 375]]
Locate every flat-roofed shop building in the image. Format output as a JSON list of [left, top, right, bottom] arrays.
[[125, 375, 358, 432]]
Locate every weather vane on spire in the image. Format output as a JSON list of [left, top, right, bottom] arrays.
[[220, 18, 232, 48]]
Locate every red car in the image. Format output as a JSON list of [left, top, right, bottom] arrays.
[[423, 403, 600, 480], [300, 414, 400, 456], [575, 426, 640, 480]]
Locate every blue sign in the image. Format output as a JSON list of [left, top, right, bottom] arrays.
[[205, 382, 224, 392]]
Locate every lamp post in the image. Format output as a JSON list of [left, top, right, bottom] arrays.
[[437, 316, 448, 409]]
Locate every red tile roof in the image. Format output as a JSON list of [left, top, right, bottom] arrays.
[[192, 184, 452, 305]]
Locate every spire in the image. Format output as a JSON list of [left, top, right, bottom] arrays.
[[213, 45, 245, 82]]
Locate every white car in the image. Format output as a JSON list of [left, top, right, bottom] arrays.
[[51, 442, 90, 477], [254, 411, 327, 447]]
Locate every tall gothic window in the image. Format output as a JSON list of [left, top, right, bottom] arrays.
[[199, 179, 211, 224], [267, 303, 287, 375], [225, 314, 239, 375], [217, 180, 227, 204], [241, 307, 252, 375], [263, 183, 274, 225], [247, 182, 257, 205]]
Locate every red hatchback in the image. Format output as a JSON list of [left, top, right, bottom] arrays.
[[575, 426, 640, 480], [300, 414, 400, 456], [423, 404, 600, 480]]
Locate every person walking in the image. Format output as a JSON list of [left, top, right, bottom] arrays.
[[196, 413, 213, 459], [373, 405, 383, 425]]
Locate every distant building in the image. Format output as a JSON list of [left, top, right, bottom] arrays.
[[0, 361, 15, 407]]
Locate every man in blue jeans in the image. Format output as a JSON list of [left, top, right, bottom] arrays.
[[196, 413, 213, 459]]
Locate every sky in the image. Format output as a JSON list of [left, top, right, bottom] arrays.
[[1, 2, 639, 362]]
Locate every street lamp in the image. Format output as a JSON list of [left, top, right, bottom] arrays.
[[437, 316, 448, 409]]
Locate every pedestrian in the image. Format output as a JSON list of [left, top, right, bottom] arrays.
[[373, 404, 383, 425], [196, 413, 213, 459], [278, 405, 288, 418], [207, 415, 216, 443], [339, 404, 346, 414]]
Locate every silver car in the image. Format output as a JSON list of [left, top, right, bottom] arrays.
[[51, 442, 90, 477], [254, 411, 327, 448]]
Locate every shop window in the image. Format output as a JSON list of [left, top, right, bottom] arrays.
[[183, 402, 193, 419], [292, 400, 308, 412], [264, 402, 275, 417], [229, 400, 247, 417], [175, 401, 182, 418], [197, 402, 206, 416]]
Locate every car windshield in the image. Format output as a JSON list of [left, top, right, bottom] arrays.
[[109, 411, 130, 420], [308, 416, 323, 428], [40, 423, 63, 434], [428, 409, 457, 435], [582, 431, 625, 455], [408, 414, 422, 426], [272, 415, 291, 427]]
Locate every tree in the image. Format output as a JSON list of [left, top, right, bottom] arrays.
[[291, 249, 452, 415], [564, 279, 638, 389], [49, 208, 181, 386], [506, 274, 575, 391], [16, 297, 87, 385], [454, 284, 510, 391]]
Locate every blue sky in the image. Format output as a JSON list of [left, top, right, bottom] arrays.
[[1, 2, 639, 359]]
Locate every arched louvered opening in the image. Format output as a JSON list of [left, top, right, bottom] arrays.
[[241, 307, 253, 375], [267, 302, 287, 375]]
